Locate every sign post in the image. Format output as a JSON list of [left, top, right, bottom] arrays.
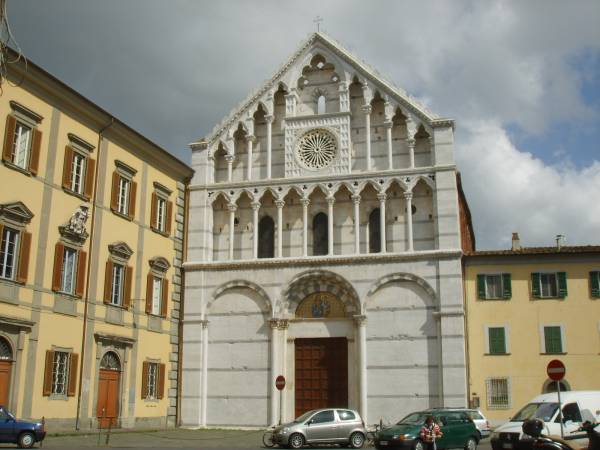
[[276, 375, 286, 425], [546, 360, 566, 438]]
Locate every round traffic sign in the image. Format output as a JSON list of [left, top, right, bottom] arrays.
[[547, 359, 566, 381], [275, 375, 286, 390]]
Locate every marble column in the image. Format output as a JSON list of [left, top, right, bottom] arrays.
[[269, 319, 279, 426], [200, 319, 209, 427], [265, 115, 273, 179], [225, 154, 234, 182], [275, 199, 285, 258], [385, 120, 393, 169], [301, 197, 310, 257], [377, 192, 387, 253], [246, 135, 255, 180], [351, 194, 361, 254], [354, 315, 368, 424], [404, 191, 414, 251], [362, 105, 372, 171], [407, 138, 415, 169], [279, 320, 289, 423], [251, 201, 260, 259], [327, 196, 335, 255], [227, 202, 237, 260]]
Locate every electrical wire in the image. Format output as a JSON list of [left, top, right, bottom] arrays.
[[0, 0, 27, 94]]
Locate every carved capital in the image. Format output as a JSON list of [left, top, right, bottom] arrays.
[[251, 201, 261, 211], [200, 320, 209, 329], [377, 192, 387, 202], [264, 114, 274, 124], [275, 199, 285, 209], [353, 314, 367, 326], [269, 318, 280, 329], [300, 198, 310, 207], [361, 105, 372, 115], [403, 191, 413, 201], [278, 319, 289, 330], [227, 203, 238, 212], [326, 196, 335, 206], [383, 120, 393, 129], [225, 154, 235, 163], [351, 194, 361, 205], [406, 138, 416, 149], [245, 135, 256, 143]]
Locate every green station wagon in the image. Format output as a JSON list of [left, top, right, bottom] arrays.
[[375, 409, 480, 450]]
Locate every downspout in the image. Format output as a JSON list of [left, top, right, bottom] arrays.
[[75, 117, 115, 430]]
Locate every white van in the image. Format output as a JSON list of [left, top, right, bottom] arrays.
[[490, 391, 600, 450]]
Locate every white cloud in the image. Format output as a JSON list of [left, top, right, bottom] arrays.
[[457, 121, 600, 248]]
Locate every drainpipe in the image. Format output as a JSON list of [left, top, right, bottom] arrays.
[[75, 117, 115, 430]]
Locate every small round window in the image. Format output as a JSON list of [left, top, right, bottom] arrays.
[[296, 129, 337, 170]]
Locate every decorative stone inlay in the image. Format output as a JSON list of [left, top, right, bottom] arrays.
[[296, 129, 337, 170], [296, 291, 346, 318]]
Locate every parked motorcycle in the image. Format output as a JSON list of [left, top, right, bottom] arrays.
[[522, 418, 600, 450]]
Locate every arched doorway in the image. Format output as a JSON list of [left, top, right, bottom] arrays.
[[543, 379, 570, 393], [0, 337, 13, 406], [97, 351, 121, 428]]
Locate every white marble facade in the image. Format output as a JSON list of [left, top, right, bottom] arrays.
[[182, 32, 467, 428]]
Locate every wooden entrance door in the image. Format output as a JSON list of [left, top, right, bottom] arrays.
[[97, 369, 120, 428], [295, 337, 348, 417], [0, 360, 11, 406]]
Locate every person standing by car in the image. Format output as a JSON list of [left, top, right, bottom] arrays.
[[420, 416, 443, 450]]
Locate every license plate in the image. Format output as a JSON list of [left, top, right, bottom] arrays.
[[379, 441, 388, 446], [502, 443, 513, 449]]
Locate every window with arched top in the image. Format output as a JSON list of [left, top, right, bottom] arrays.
[[317, 95, 326, 114], [313, 213, 328, 256], [258, 216, 274, 259], [369, 208, 381, 253], [0, 336, 12, 360], [100, 351, 121, 371]]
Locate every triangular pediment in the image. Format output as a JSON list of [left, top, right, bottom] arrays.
[[0, 201, 34, 224], [196, 32, 452, 147], [108, 241, 134, 261]]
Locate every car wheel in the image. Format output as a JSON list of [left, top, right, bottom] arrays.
[[350, 431, 365, 448], [465, 437, 478, 450], [413, 439, 425, 450], [288, 433, 304, 449], [18, 431, 35, 449]]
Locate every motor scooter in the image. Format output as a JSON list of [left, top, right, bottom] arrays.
[[522, 418, 600, 450]]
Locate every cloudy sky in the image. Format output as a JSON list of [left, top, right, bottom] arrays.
[[6, 1, 600, 249]]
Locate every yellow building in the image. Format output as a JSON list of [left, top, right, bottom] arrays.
[[464, 234, 600, 425], [0, 49, 193, 430]]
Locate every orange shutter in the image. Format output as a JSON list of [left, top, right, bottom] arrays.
[[150, 192, 157, 230], [67, 353, 78, 397], [2, 115, 16, 162], [165, 200, 173, 235], [110, 172, 120, 211], [157, 363, 166, 400], [128, 181, 137, 219], [145, 273, 153, 314], [103, 260, 113, 304], [75, 250, 87, 298], [141, 361, 149, 399], [16, 231, 31, 284], [83, 157, 95, 200], [123, 266, 133, 309], [52, 243, 65, 292], [61, 146, 73, 189], [161, 279, 169, 318], [43, 350, 54, 396], [29, 128, 42, 175]]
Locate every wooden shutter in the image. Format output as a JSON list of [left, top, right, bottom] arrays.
[[544, 327, 562, 353], [161, 279, 169, 318], [150, 192, 157, 230], [83, 157, 95, 200], [502, 273, 512, 299], [29, 129, 42, 175], [43, 350, 54, 396], [531, 273, 541, 298], [75, 250, 87, 298], [61, 146, 73, 189], [103, 260, 113, 304], [16, 231, 31, 284], [128, 181, 137, 219], [110, 171, 120, 211], [477, 274, 486, 299], [157, 363, 165, 400], [67, 353, 78, 396], [165, 200, 173, 235], [557, 272, 568, 298], [591, 271, 600, 298], [123, 266, 133, 309], [141, 361, 149, 399], [2, 115, 16, 162], [488, 328, 506, 354], [145, 273, 153, 314], [52, 243, 65, 292]]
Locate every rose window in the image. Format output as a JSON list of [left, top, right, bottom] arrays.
[[296, 129, 337, 169]]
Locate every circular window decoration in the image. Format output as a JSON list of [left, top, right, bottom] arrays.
[[296, 129, 337, 169]]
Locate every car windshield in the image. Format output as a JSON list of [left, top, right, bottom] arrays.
[[295, 410, 317, 423], [398, 412, 429, 425], [512, 403, 559, 422]]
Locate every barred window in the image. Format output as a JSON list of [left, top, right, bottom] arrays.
[[147, 362, 158, 399], [52, 351, 70, 395], [486, 377, 510, 409]]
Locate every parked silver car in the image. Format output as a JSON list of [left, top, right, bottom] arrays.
[[273, 408, 367, 448]]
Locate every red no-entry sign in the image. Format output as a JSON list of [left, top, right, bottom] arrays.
[[547, 359, 566, 381], [275, 375, 286, 390]]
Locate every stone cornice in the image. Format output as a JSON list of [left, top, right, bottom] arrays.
[[431, 119, 455, 130], [183, 249, 462, 271]]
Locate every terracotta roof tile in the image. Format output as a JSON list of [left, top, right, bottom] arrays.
[[465, 246, 600, 257]]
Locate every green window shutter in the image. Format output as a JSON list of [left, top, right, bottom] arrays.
[[557, 272, 568, 298], [590, 272, 600, 298], [531, 273, 541, 298], [488, 328, 506, 354], [502, 273, 512, 299], [477, 274, 487, 299], [544, 327, 562, 353]]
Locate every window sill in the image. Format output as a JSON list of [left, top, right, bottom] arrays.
[[111, 208, 134, 222], [2, 160, 33, 177], [143, 397, 159, 404], [150, 226, 170, 238], [48, 394, 70, 401], [484, 353, 511, 356], [63, 187, 90, 202], [478, 298, 510, 301], [532, 297, 566, 300], [540, 352, 567, 355]]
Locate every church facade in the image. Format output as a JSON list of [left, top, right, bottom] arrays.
[[182, 33, 469, 427]]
